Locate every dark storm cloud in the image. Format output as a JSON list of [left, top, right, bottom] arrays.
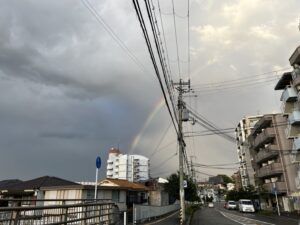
[[0, 0, 299, 182]]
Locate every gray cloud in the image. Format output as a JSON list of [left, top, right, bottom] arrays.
[[0, 0, 299, 182]]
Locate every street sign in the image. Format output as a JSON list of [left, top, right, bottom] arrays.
[[183, 180, 187, 188], [96, 156, 101, 169]]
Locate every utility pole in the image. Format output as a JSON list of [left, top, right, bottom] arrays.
[[173, 79, 190, 225], [190, 156, 196, 183]]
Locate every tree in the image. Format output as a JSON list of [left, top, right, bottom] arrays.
[[218, 174, 233, 184], [225, 185, 256, 201], [164, 172, 200, 203]]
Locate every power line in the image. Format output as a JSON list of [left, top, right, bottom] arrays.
[[81, 0, 151, 77], [157, 0, 173, 85], [192, 68, 290, 88], [171, 0, 181, 79], [187, 0, 191, 82], [147, 0, 178, 124], [186, 103, 236, 143], [151, 152, 177, 170], [132, 0, 178, 134], [149, 121, 172, 158]]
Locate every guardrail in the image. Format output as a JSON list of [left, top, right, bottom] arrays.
[[133, 203, 180, 224], [0, 200, 121, 225]]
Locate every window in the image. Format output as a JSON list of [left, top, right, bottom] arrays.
[[112, 190, 119, 202]]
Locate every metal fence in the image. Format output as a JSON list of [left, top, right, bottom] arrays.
[[0, 200, 121, 225], [133, 203, 180, 223]]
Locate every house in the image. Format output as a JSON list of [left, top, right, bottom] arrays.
[[0, 176, 149, 212], [0, 176, 80, 206], [144, 177, 169, 206], [97, 178, 149, 211]]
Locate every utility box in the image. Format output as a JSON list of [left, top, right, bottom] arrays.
[[182, 108, 189, 122], [289, 46, 300, 66]]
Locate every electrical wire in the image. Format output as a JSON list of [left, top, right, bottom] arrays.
[[151, 152, 177, 171], [186, 103, 236, 143], [132, 0, 178, 134], [81, 0, 152, 77], [192, 67, 290, 88], [171, 0, 181, 79], [149, 121, 172, 158]]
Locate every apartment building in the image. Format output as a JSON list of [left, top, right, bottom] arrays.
[[274, 45, 300, 211], [248, 113, 297, 211], [235, 115, 262, 190], [106, 148, 150, 182]]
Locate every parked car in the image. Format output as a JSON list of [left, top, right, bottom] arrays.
[[238, 199, 255, 213], [208, 202, 214, 208], [226, 200, 237, 210]]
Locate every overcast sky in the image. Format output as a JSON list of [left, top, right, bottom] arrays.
[[0, 0, 299, 182]]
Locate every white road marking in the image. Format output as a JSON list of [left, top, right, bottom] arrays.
[[219, 211, 275, 225]]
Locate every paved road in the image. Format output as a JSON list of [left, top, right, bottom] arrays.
[[191, 203, 299, 225], [141, 211, 180, 225]]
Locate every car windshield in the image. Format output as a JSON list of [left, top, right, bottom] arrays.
[[241, 201, 252, 205], [228, 201, 235, 205]]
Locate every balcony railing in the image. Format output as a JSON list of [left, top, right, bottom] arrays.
[[254, 149, 279, 164], [253, 128, 276, 149], [281, 101, 295, 115], [256, 163, 283, 178], [252, 116, 272, 135], [285, 124, 300, 139], [281, 86, 297, 102], [288, 110, 300, 125], [262, 182, 287, 194], [293, 75, 300, 88]]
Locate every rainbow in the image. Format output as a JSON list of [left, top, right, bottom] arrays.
[[129, 97, 166, 154]]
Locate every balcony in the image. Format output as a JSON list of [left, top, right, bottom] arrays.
[[265, 144, 279, 151], [289, 46, 300, 66], [281, 86, 297, 102], [254, 149, 279, 164], [293, 74, 300, 88], [253, 128, 276, 149], [262, 182, 287, 194], [281, 102, 294, 115], [286, 124, 300, 139], [288, 111, 300, 125], [107, 165, 113, 170], [240, 169, 247, 177], [290, 139, 300, 163], [256, 163, 283, 178], [107, 171, 113, 176], [252, 116, 272, 135], [295, 177, 300, 189]]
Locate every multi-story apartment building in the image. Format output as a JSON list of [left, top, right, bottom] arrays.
[[232, 171, 242, 191], [235, 115, 262, 190], [106, 148, 150, 182], [248, 113, 296, 211], [273, 45, 300, 211]]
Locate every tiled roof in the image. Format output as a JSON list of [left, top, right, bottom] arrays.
[[100, 179, 148, 191], [0, 176, 79, 191], [0, 179, 23, 189]]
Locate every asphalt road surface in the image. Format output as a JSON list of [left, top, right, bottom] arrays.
[[191, 203, 299, 225]]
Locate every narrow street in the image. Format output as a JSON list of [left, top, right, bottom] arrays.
[[190, 203, 299, 225]]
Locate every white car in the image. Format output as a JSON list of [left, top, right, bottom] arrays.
[[238, 199, 255, 213], [208, 202, 214, 208], [227, 201, 237, 210]]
